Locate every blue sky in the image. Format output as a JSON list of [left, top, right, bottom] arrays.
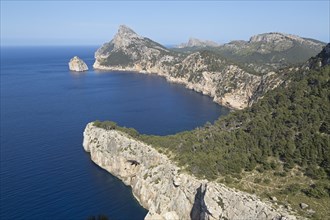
[[1, 1, 329, 46]]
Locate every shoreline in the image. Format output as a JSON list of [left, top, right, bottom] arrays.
[[93, 62, 247, 110]]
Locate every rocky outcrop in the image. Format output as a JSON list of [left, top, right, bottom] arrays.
[[68, 56, 88, 72], [83, 123, 299, 220], [177, 38, 219, 48]]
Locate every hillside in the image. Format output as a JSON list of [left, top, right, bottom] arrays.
[[94, 44, 330, 219], [214, 33, 325, 74], [172, 32, 325, 74]]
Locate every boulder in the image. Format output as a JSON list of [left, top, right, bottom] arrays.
[[300, 203, 308, 209]]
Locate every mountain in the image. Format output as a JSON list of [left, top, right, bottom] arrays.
[[176, 38, 219, 48], [215, 32, 325, 73], [93, 26, 325, 109], [96, 25, 321, 109], [94, 25, 178, 70]]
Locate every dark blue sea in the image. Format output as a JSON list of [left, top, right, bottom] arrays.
[[0, 46, 229, 219]]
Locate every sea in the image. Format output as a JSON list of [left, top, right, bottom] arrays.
[[0, 46, 229, 219]]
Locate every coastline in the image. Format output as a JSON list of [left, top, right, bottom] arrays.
[[93, 61, 253, 110]]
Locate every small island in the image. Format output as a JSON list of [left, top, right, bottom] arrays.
[[68, 56, 88, 72]]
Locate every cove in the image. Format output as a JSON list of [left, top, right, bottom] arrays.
[[0, 46, 229, 219]]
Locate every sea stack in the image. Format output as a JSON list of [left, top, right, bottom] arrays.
[[68, 56, 88, 72]]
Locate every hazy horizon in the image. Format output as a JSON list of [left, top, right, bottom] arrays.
[[1, 1, 329, 46]]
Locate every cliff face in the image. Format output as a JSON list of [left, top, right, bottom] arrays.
[[83, 123, 299, 220], [68, 56, 88, 72], [94, 25, 295, 109]]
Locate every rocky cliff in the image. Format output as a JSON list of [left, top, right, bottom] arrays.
[[83, 123, 300, 220], [68, 56, 88, 72]]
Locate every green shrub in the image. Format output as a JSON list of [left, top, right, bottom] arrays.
[[281, 183, 301, 195], [302, 183, 330, 198]]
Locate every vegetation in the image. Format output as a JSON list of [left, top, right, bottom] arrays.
[[94, 63, 330, 218], [173, 40, 325, 75], [133, 66, 330, 181], [101, 50, 133, 66], [93, 65, 329, 180]]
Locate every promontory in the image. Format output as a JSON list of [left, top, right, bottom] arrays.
[[93, 25, 324, 109]]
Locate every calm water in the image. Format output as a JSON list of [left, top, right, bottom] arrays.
[[0, 46, 229, 219]]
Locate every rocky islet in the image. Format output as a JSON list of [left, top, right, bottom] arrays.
[[68, 56, 89, 72]]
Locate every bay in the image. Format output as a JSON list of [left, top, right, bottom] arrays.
[[0, 46, 229, 219]]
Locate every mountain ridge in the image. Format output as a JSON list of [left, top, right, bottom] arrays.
[[93, 25, 326, 109]]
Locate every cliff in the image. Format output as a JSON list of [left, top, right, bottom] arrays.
[[93, 25, 324, 109], [69, 56, 88, 72], [83, 123, 299, 220]]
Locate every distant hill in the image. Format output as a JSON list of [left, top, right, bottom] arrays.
[[214, 32, 326, 73], [176, 37, 219, 48]]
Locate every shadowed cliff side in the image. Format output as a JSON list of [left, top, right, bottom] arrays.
[[190, 184, 213, 220]]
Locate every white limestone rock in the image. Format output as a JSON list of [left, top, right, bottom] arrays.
[[68, 56, 88, 72], [300, 203, 308, 209]]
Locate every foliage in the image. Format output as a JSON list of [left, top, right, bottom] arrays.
[[102, 50, 133, 66], [136, 66, 330, 180], [173, 40, 325, 75], [93, 120, 139, 138], [93, 120, 117, 130], [302, 182, 330, 198]]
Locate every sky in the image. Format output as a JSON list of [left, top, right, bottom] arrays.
[[1, 1, 329, 46]]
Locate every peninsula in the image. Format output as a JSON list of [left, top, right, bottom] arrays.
[[93, 25, 324, 109]]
